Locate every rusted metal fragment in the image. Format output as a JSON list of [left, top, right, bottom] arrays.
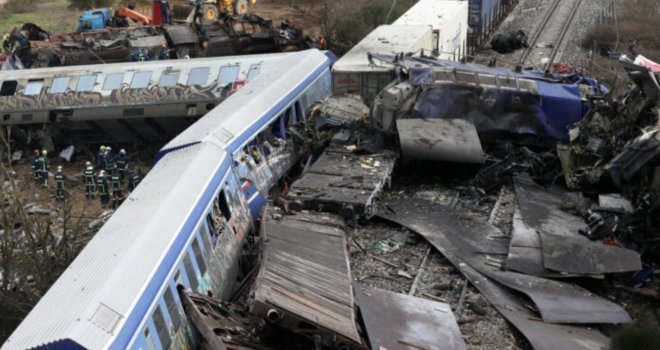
[[252, 206, 362, 346], [397, 118, 484, 163], [507, 207, 600, 278], [179, 289, 258, 350], [378, 198, 631, 324], [354, 283, 467, 350], [377, 198, 617, 348], [458, 263, 611, 350], [482, 269, 631, 324], [513, 176, 642, 274], [287, 145, 397, 218]]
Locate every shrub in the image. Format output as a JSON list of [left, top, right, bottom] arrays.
[[611, 324, 660, 350], [3, 0, 35, 14], [68, 0, 116, 10]]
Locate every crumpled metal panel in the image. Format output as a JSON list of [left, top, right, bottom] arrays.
[[376, 197, 632, 349], [607, 129, 660, 187], [162, 24, 197, 45], [354, 283, 467, 350], [513, 176, 642, 274], [397, 118, 484, 163]]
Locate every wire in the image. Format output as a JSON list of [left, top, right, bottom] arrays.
[[384, 0, 399, 24]]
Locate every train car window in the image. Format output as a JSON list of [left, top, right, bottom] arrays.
[[246, 64, 261, 82], [50, 77, 70, 93], [206, 213, 219, 246], [102, 73, 124, 91], [131, 71, 152, 88], [151, 306, 171, 349], [144, 327, 157, 350], [183, 253, 199, 292], [218, 190, 231, 221], [517, 78, 536, 92], [217, 65, 239, 85], [478, 74, 497, 86], [200, 220, 214, 253], [187, 67, 210, 86], [164, 287, 182, 330], [174, 269, 182, 285], [0, 81, 18, 96], [159, 72, 180, 87], [24, 80, 44, 96], [456, 71, 477, 85], [192, 238, 207, 276], [295, 101, 303, 122], [498, 76, 517, 89], [76, 74, 97, 92]]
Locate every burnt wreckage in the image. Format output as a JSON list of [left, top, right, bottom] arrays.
[[177, 51, 660, 350], [3, 15, 312, 69]]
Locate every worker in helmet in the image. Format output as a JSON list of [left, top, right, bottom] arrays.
[[158, 43, 170, 60], [83, 161, 96, 199], [97, 170, 109, 207], [2, 33, 10, 54], [38, 150, 49, 187], [128, 166, 142, 192], [31, 149, 40, 183], [105, 146, 114, 170], [114, 149, 128, 183], [54, 166, 65, 202], [110, 165, 122, 209], [97, 145, 106, 170]]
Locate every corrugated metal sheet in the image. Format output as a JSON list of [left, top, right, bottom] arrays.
[[161, 49, 331, 152], [2, 143, 225, 350]]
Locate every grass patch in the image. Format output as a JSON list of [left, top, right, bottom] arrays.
[[611, 324, 660, 350], [0, 0, 84, 35]]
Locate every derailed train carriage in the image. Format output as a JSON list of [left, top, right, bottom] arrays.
[[0, 52, 293, 147], [2, 49, 335, 350]]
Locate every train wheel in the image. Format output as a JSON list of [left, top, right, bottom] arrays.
[[202, 4, 219, 22]]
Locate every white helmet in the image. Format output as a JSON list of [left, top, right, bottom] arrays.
[[120, 149, 126, 155], [106, 146, 112, 152], [57, 165, 62, 171], [99, 170, 106, 176], [85, 161, 91, 166]]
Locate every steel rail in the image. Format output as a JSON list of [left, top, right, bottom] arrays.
[[544, 0, 583, 72], [516, 0, 563, 70]]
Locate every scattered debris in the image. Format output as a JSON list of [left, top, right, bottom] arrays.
[[490, 30, 529, 54]]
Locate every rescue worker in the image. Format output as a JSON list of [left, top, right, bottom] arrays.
[[83, 162, 96, 199], [38, 150, 49, 187], [97, 145, 106, 170], [114, 149, 128, 183], [110, 166, 121, 208], [158, 43, 170, 60], [97, 170, 109, 207], [31, 149, 40, 183], [128, 166, 141, 191], [105, 146, 114, 170], [54, 166, 65, 202]]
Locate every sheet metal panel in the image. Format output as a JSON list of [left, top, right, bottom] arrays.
[[397, 118, 484, 163], [513, 176, 642, 274], [354, 283, 467, 350], [253, 207, 361, 344]]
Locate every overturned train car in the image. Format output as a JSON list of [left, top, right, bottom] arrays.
[[0, 52, 291, 146], [370, 55, 607, 160]]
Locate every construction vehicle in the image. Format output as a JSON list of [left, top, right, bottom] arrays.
[[77, 8, 113, 32], [173, 0, 256, 23]]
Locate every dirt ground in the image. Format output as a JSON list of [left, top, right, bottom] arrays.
[[251, 1, 323, 38]]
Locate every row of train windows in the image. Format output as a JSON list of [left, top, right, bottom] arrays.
[[141, 190, 232, 349], [0, 64, 261, 97]]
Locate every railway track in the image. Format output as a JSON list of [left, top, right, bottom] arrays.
[[516, 0, 584, 72]]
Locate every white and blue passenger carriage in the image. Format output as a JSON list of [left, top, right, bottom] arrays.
[[3, 49, 335, 350]]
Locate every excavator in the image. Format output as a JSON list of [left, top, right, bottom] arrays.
[[173, 0, 257, 23]]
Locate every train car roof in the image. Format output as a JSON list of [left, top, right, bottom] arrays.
[[3, 143, 228, 350], [392, 0, 468, 31], [332, 25, 433, 73], [160, 49, 335, 156], [0, 52, 292, 80]]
